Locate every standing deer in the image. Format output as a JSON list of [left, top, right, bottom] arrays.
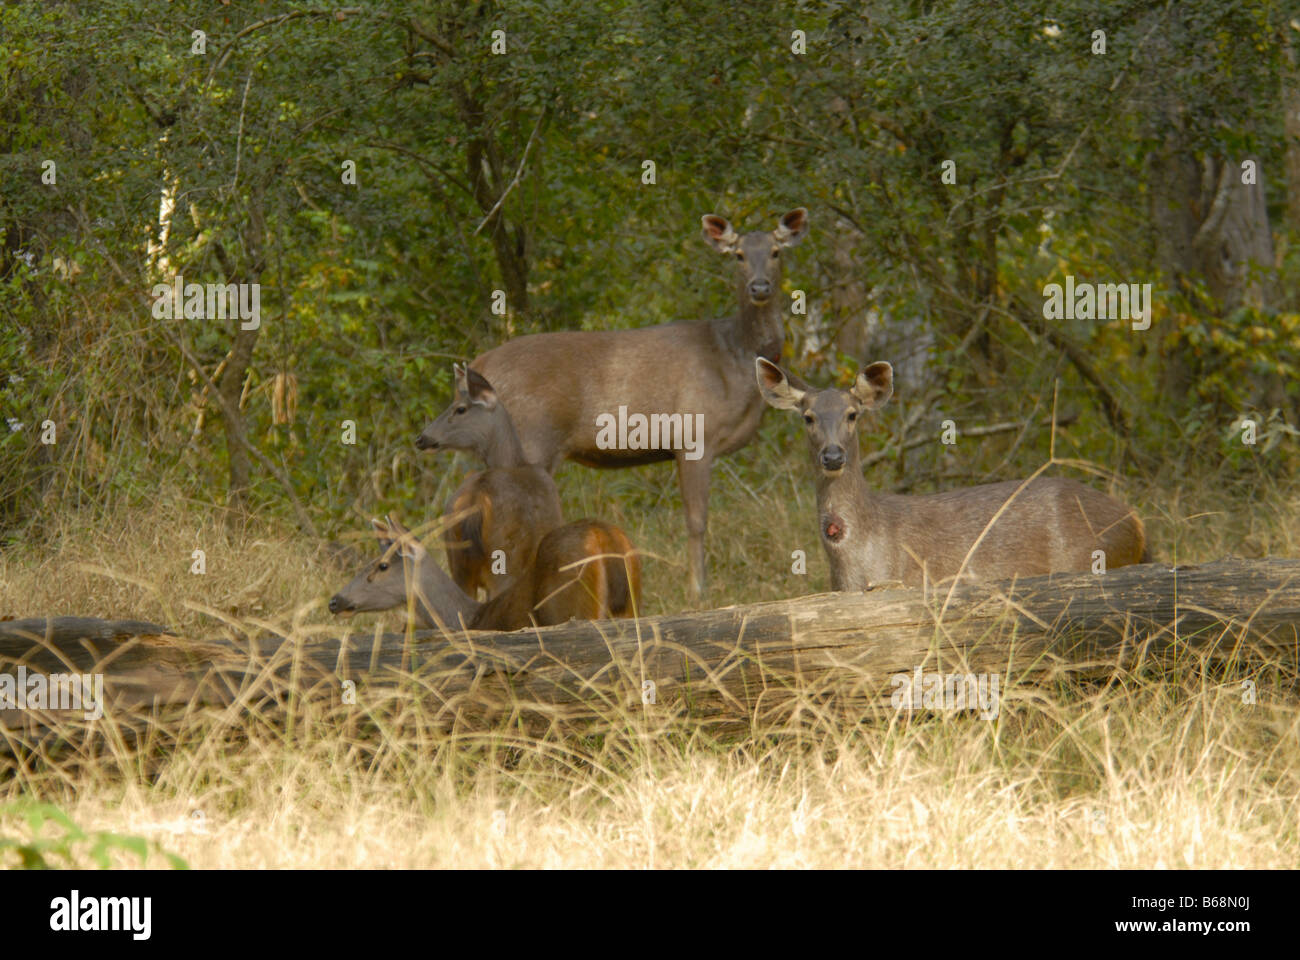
[[463, 207, 810, 602], [328, 515, 640, 631], [415, 364, 564, 600], [755, 357, 1149, 589]]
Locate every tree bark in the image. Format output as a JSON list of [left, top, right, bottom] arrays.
[[1283, 26, 1300, 238]]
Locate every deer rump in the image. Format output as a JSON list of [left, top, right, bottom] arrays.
[[472, 519, 641, 631]]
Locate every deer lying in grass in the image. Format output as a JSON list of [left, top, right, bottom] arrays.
[[755, 357, 1149, 590], [328, 515, 640, 631], [464, 208, 810, 603], [415, 364, 564, 600]]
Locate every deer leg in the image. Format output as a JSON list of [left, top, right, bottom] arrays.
[[677, 453, 713, 604]]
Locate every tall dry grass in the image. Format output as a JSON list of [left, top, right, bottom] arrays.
[[1, 444, 1299, 868]]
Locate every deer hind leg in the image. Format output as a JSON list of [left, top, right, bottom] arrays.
[[604, 526, 641, 618], [554, 526, 607, 622], [581, 547, 609, 620], [676, 452, 713, 605]]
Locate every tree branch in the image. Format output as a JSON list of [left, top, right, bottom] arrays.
[[472, 108, 547, 236]]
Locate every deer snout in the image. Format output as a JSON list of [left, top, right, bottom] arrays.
[[328, 594, 353, 616], [747, 279, 773, 302], [819, 445, 846, 472], [414, 432, 438, 451]]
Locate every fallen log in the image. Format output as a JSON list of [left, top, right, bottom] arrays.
[[1, 559, 1298, 737], [0, 617, 175, 643]]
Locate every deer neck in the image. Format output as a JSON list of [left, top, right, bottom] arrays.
[[815, 450, 878, 544], [413, 554, 480, 630], [726, 281, 784, 364], [480, 413, 530, 468]]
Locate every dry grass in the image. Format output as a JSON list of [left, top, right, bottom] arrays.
[[2, 450, 1300, 868]]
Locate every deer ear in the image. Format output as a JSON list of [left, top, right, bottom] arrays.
[[701, 214, 740, 253], [774, 207, 809, 247], [464, 367, 498, 409], [851, 361, 893, 409], [370, 517, 393, 550], [396, 535, 424, 561], [382, 514, 425, 559], [755, 357, 805, 410], [453, 363, 470, 397]]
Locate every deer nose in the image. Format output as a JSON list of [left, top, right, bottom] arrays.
[[820, 446, 846, 471], [748, 280, 772, 301], [328, 595, 350, 614], [415, 433, 437, 450]]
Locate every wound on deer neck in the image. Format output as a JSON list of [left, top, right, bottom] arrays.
[[822, 511, 846, 543]]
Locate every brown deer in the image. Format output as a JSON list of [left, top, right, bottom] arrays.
[[328, 515, 640, 631], [755, 357, 1149, 590], [463, 207, 810, 602], [415, 364, 564, 600]]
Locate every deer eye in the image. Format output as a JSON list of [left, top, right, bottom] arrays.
[[454, 406, 467, 415], [847, 411, 857, 422], [377, 561, 389, 571], [735, 252, 744, 261], [772, 248, 780, 258], [803, 414, 815, 425]]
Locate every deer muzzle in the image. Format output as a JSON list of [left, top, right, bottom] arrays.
[[819, 446, 846, 472]]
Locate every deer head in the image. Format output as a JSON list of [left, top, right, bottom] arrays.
[[415, 363, 510, 460], [701, 208, 809, 306], [328, 515, 427, 618], [756, 357, 893, 475]]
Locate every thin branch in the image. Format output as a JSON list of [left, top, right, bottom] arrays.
[[472, 109, 547, 236], [207, 9, 455, 88], [363, 139, 474, 198], [232, 71, 252, 189], [865, 411, 1078, 467]]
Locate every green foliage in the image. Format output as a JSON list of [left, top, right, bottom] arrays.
[[0, 0, 1296, 537], [0, 801, 187, 869]]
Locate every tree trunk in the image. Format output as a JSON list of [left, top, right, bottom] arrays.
[[1148, 145, 1281, 409], [1283, 27, 1300, 239], [459, 86, 531, 325], [213, 185, 267, 506], [216, 324, 259, 503]]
